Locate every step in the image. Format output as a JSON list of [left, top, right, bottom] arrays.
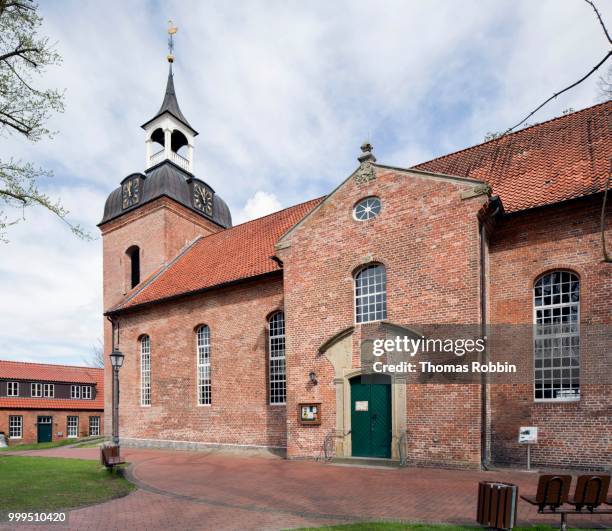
[[331, 456, 401, 468]]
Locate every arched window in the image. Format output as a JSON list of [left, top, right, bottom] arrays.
[[534, 271, 580, 400], [126, 246, 140, 288], [355, 264, 387, 323], [268, 312, 286, 405], [140, 335, 151, 406], [196, 325, 211, 405]]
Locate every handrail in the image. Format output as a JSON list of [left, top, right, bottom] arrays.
[[318, 429, 351, 462]]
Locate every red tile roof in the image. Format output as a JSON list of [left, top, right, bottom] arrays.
[[412, 101, 611, 213], [112, 197, 324, 311], [0, 397, 103, 411], [0, 360, 104, 410], [109, 103, 610, 312]]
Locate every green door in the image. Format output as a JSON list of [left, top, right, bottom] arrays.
[[37, 416, 52, 443], [350, 377, 392, 458]]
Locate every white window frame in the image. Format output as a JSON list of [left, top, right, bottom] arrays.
[[81, 386, 92, 399], [67, 416, 79, 438], [7, 381, 19, 397], [196, 325, 211, 406], [43, 383, 54, 398], [268, 311, 286, 405], [354, 264, 388, 324], [140, 335, 151, 406], [9, 415, 22, 439], [71, 385, 81, 399], [31, 382, 43, 398], [89, 416, 100, 436], [533, 271, 580, 402], [353, 196, 382, 221]]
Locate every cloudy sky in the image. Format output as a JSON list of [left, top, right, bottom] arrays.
[[1, 0, 610, 366]]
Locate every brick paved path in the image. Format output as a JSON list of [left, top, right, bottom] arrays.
[[1, 447, 610, 530]]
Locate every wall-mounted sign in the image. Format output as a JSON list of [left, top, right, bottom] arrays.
[[518, 426, 538, 444], [355, 401, 369, 411], [299, 403, 321, 426]]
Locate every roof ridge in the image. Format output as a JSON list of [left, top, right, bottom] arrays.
[[411, 100, 611, 170], [0, 359, 103, 371], [222, 196, 326, 232]]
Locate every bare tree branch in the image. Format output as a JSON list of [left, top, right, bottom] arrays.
[[504, 0, 612, 134], [584, 0, 612, 44], [506, 51, 612, 133]]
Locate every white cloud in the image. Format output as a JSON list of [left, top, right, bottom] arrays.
[[1, 0, 610, 363], [236, 191, 283, 224]]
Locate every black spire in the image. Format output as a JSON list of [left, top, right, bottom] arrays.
[[141, 63, 198, 135]]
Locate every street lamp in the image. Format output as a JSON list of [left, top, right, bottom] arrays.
[[109, 349, 124, 445]]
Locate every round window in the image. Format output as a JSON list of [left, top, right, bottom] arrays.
[[353, 196, 381, 221]]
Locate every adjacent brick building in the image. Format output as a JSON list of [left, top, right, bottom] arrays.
[[0, 360, 104, 445], [100, 56, 611, 470]]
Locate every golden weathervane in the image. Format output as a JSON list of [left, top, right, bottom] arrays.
[[167, 19, 178, 63]]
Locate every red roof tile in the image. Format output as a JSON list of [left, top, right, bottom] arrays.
[[0, 360, 102, 384], [0, 360, 104, 410], [412, 101, 611, 213], [0, 398, 103, 411], [112, 197, 324, 311]]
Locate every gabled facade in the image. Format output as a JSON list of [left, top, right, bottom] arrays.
[[100, 53, 611, 471], [0, 360, 104, 445]]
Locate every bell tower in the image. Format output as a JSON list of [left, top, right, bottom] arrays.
[[141, 21, 196, 173], [99, 20, 232, 311]]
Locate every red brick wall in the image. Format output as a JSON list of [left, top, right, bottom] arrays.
[[488, 197, 612, 470], [0, 410, 103, 445], [109, 276, 287, 449], [101, 197, 224, 440], [279, 167, 486, 464]]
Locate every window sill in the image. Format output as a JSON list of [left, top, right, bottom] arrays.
[[269, 403, 287, 407], [534, 398, 580, 404], [197, 404, 212, 407]]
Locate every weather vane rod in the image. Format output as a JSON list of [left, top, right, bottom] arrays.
[[167, 19, 178, 65]]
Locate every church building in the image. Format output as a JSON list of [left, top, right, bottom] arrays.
[[100, 51, 611, 470]]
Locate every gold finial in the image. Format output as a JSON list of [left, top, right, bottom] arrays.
[[167, 19, 178, 63]]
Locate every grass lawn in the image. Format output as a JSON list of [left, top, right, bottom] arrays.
[[0, 438, 83, 452], [297, 524, 579, 531], [0, 456, 135, 511]]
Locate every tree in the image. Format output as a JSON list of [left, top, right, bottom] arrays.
[[83, 339, 104, 368], [597, 62, 612, 101], [0, 0, 88, 242]]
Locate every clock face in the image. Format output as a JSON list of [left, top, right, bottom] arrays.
[[122, 177, 140, 209], [193, 183, 213, 216]]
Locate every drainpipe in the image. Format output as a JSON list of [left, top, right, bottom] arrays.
[[106, 315, 118, 444], [479, 196, 501, 470]]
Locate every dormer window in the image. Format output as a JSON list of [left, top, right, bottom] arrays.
[[7, 381, 19, 396], [126, 245, 140, 288]]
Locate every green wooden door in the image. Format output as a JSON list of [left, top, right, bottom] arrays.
[[37, 417, 52, 443], [350, 377, 391, 458]]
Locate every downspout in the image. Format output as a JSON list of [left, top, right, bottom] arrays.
[[479, 196, 501, 470], [106, 314, 119, 352]]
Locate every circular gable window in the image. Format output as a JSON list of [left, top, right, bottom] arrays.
[[353, 196, 381, 221]]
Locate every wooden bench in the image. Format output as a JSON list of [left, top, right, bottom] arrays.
[[100, 444, 125, 470], [521, 474, 612, 531]]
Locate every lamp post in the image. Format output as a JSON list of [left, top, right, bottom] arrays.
[[109, 349, 124, 446]]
